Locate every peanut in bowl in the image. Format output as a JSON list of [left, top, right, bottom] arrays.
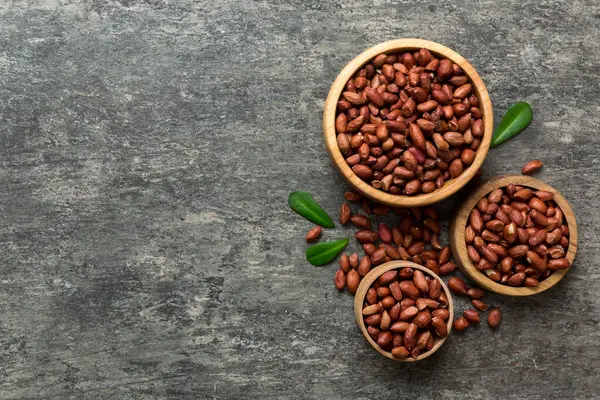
[[323, 38, 493, 207], [354, 261, 454, 361], [449, 175, 578, 296]]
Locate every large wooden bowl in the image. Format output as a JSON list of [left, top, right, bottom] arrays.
[[449, 175, 578, 296], [354, 261, 454, 361], [324, 38, 493, 207]]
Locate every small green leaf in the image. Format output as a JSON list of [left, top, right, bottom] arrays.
[[491, 102, 533, 148], [306, 238, 349, 266], [288, 191, 334, 228]]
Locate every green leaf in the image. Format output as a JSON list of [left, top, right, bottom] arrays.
[[306, 238, 349, 266], [288, 191, 334, 228], [491, 102, 533, 148]]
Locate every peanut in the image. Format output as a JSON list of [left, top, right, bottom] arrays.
[[521, 160, 543, 175]]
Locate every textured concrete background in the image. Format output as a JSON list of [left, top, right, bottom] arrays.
[[0, 1, 599, 399]]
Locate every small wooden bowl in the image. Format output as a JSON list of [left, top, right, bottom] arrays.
[[323, 38, 493, 207], [449, 175, 578, 296], [354, 261, 454, 361]]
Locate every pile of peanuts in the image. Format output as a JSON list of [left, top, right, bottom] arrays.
[[331, 190, 504, 345], [335, 49, 483, 195], [465, 184, 571, 287], [360, 267, 450, 359], [334, 191, 456, 294], [447, 276, 502, 332]]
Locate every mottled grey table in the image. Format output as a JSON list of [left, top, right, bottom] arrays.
[[0, 1, 599, 399]]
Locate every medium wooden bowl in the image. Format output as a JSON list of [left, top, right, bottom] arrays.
[[449, 175, 578, 296], [323, 38, 493, 207], [354, 261, 454, 361]]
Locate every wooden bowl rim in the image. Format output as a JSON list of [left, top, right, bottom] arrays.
[[449, 174, 578, 296], [323, 38, 493, 207], [353, 260, 454, 361]]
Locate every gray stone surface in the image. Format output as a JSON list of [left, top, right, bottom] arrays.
[[0, 0, 599, 399]]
